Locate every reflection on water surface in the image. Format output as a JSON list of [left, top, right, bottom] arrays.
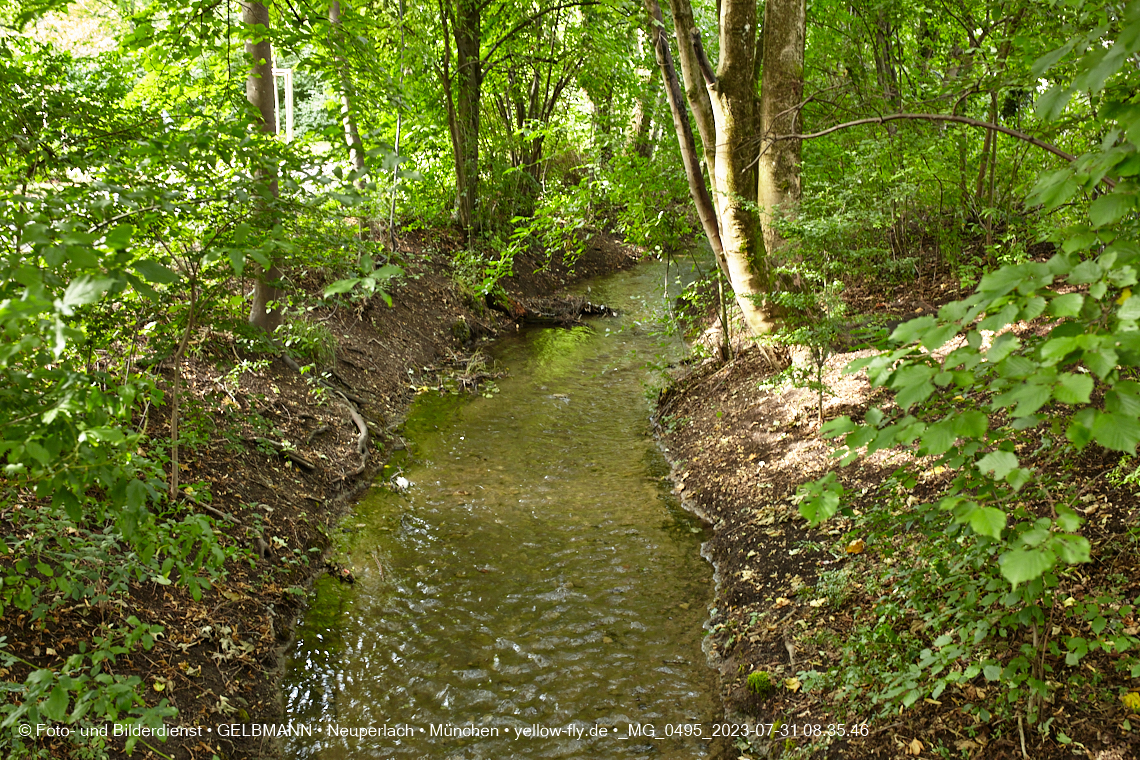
[[284, 260, 717, 759]]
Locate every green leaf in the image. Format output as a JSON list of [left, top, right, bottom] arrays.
[[891, 364, 936, 410], [969, 507, 1007, 540], [1031, 40, 1077, 76], [323, 278, 362, 297], [983, 663, 1003, 681], [1120, 295, 1140, 320], [103, 224, 134, 250], [1089, 192, 1136, 227], [132, 260, 179, 285], [1036, 85, 1074, 121], [1107, 382, 1140, 416], [1030, 169, 1079, 210], [978, 450, 1018, 479], [63, 275, 114, 307], [1091, 411, 1140, 452], [889, 316, 936, 344], [921, 323, 959, 351], [1000, 548, 1056, 585], [797, 474, 842, 526], [1085, 346, 1118, 378], [1073, 43, 1127, 94], [1048, 293, 1084, 317], [920, 421, 956, 456], [1051, 534, 1091, 564], [953, 410, 989, 439], [41, 684, 69, 721], [1054, 373, 1093, 405], [820, 416, 855, 438]]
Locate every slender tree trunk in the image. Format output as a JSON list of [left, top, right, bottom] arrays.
[[329, 1, 365, 178], [628, 65, 661, 159], [757, 0, 806, 259], [244, 1, 283, 332], [643, 0, 725, 278], [666, 0, 717, 187], [646, 0, 775, 336], [454, 0, 482, 234]]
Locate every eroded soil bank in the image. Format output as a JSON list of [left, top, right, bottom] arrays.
[[3, 229, 641, 760], [654, 272, 1140, 760]]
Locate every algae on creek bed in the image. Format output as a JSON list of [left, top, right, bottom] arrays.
[[283, 260, 721, 760]]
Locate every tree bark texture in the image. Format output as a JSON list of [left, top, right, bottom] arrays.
[[665, 0, 717, 187], [454, 0, 482, 233], [243, 1, 283, 332], [706, 0, 774, 335], [642, 0, 726, 280], [756, 0, 805, 258]]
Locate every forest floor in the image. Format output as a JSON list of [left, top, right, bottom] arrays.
[[655, 249, 1140, 760], [1, 228, 641, 760]]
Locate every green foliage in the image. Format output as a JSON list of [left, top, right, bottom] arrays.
[[797, 6, 1140, 722], [769, 270, 848, 422], [452, 248, 514, 299], [275, 316, 338, 366], [594, 153, 697, 254]]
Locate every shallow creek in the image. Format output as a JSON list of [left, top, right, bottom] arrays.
[[283, 260, 718, 759]]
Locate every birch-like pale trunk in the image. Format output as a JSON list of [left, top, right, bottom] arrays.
[[329, 1, 366, 177], [244, 1, 283, 332], [706, 0, 774, 335], [757, 0, 805, 259]]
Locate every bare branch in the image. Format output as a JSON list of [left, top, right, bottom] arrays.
[[769, 112, 1117, 190]]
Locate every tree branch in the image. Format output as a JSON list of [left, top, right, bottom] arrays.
[[771, 113, 1116, 188], [690, 29, 716, 86], [483, 1, 599, 69]]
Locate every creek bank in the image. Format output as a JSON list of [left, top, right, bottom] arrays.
[[655, 280, 1140, 758], [3, 228, 640, 760]]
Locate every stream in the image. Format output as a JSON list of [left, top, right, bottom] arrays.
[[282, 258, 719, 759]]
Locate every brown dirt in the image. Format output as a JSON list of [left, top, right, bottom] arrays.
[[655, 262, 1140, 760], [0, 228, 641, 760]]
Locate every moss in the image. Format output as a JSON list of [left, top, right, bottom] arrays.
[[746, 670, 774, 698]]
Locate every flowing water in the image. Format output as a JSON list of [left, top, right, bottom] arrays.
[[283, 259, 718, 759]]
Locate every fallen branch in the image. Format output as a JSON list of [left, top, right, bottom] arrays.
[[305, 424, 331, 444], [488, 294, 619, 325], [181, 493, 243, 526], [249, 437, 317, 470], [274, 343, 371, 479]]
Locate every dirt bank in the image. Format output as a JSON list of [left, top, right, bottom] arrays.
[[2, 229, 641, 760], [655, 271, 1140, 760]]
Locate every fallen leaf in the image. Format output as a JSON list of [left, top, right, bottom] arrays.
[[908, 738, 923, 755], [1122, 691, 1140, 712], [774, 597, 791, 608], [846, 538, 865, 555], [784, 677, 801, 692]]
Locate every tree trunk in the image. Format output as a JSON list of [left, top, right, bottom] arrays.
[[645, 0, 774, 336], [628, 63, 661, 159], [642, 0, 725, 278], [706, 0, 774, 335], [244, 1, 283, 333], [329, 1, 365, 178], [666, 0, 717, 187], [756, 0, 806, 258], [454, 0, 482, 234]]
